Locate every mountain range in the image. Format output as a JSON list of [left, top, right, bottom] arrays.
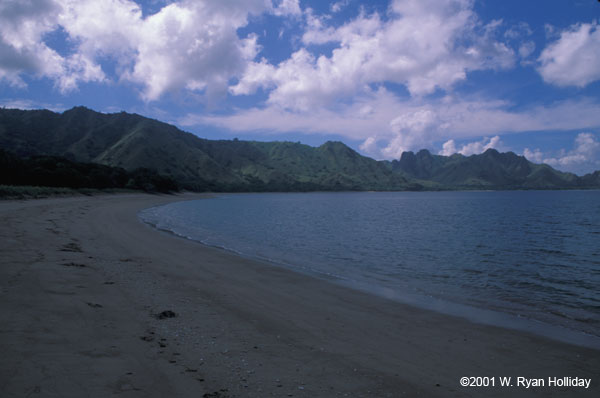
[[1, 106, 598, 191]]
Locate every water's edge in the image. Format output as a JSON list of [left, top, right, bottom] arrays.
[[138, 197, 600, 350]]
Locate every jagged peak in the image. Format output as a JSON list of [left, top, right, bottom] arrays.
[[63, 105, 93, 114], [320, 140, 348, 148], [482, 148, 500, 156], [319, 141, 357, 154]]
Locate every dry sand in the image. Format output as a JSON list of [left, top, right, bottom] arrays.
[[0, 193, 598, 397]]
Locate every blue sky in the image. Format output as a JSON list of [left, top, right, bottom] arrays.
[[1, 0, 599, 174]]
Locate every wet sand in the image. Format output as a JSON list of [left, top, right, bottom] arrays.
[[0, 193, 598, 397]]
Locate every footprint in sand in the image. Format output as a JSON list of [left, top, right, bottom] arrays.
[[60, 242, 82, 252]]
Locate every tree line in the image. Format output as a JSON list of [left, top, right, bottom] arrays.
[[0, 149, 178, 193]]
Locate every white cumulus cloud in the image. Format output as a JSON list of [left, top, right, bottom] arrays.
[[232, 0, 515, 111], [359, 136, 378, 155], [545, 133, 600, 167], [523, 147, 544, 164], [0, 0, 300, 100], [381, 109, 441, 158], [523, 133, 600, 174], [57, 0, 270, 101], [0, 0, 104, 91], [538, 22, 600, 87], [439, 136, 501, 156]]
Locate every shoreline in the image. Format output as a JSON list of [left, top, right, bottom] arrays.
[[139, 193, 600, 351], [1, 193, 598, 397]]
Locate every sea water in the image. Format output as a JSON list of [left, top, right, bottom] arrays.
[[139, 191, 600, 347]]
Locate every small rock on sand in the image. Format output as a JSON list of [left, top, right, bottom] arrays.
[[155, 310, 177, 319]]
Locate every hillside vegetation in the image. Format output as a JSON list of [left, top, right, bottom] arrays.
[[1, 106, 598, 192], [0, 148, 178, 193]]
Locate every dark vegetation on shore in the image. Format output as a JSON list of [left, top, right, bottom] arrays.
[[0, 148, 178, 197], [1, 106, 599, 193]]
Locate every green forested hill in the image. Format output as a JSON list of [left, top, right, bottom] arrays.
[[0, 106, 598, 191]]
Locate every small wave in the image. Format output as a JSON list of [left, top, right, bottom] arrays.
[[537, 248, 573, 256]]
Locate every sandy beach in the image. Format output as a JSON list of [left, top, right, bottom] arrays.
[[0, 193, 598, 397]]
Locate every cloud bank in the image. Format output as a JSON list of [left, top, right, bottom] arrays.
[[439, 136, 502, 157], [524, 133, 600, 175]]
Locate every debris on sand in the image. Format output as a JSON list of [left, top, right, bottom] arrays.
[[62, 262, 86, 267], [203, 389, 229, 398], [155, 310, 177, 319]]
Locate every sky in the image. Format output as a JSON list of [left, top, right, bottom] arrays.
[[1, 0, 600, 175]]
